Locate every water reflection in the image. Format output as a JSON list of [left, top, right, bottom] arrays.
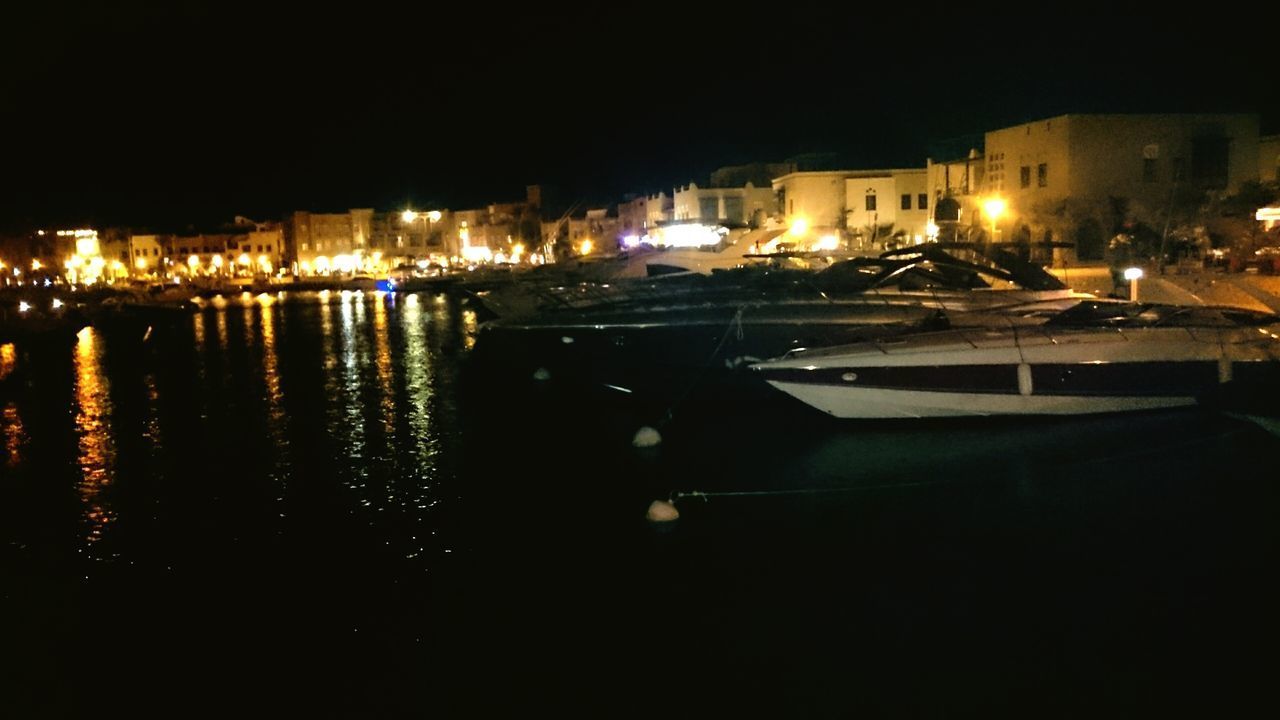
[[2, 402, 22, 470], [372, 293, 395, 434], [73, 327, 117, 550], [338, 290, 367, 486], [259, 294, 289, 502], [0, 343, 21, 468], [461, 309, 477, 350], [0, 341, 15, 380]]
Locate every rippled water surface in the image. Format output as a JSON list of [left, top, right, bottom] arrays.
[[3, 290, 1280, 716]]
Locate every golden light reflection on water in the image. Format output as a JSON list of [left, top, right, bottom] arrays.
[[73, 327, 117, 547], [401, 294, 432, 454], [215, 306, 229, 350], [372, 294, 396, 433], [461, 309, 478, 350], [0, 342, 15, 381], [2, 401, 23, 469], [259, 297, 289, 501], [0, 344, 20, 467], [338, 290, 366, 479]]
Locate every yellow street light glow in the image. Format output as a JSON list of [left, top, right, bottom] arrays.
[[18, 301, 30, 312], [1123, 267, 1144, 281], [402, 210, 419, 223], [110, 260, 124, 271], [135, 257, 148, 270], [31, 259, 41, 271], [187, 255, 199, 268], [238, 253, 251, 266], [982, 197, 1007, 242], [211, 254, 224, 268], [982, 198, 1007, 220], [812, 235, 841, 252], [52, 298, 64, 309], [426, 210, 442, 222], [789, 218, 809, 237], [580, 239, 593, 255]]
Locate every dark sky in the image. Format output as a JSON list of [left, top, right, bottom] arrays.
[[2, 3, 1275, 231]]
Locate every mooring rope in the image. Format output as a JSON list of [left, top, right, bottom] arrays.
[[667, 426, 1255, 506]]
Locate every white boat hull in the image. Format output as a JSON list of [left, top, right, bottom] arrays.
[[766, 380, 1196, 418], [753, 321, 1280, 419]]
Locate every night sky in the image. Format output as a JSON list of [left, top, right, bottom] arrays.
[[3, 4, 1275, 231]]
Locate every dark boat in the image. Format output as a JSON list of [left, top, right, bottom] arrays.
[[467, 245, 1094, 397]]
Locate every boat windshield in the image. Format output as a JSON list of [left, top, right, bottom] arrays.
[[1044, 301, 1280, 328]]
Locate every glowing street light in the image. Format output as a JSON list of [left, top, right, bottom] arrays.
[[1123, 266, 1144, 302], [211, 254, 224, 270], [401, 210, 419, 223], [982, 198, 1006, 243], [187, 255, 199, 269], [580, 238, 593, 255]]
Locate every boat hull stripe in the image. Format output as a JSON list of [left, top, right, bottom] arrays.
[[757, 361, 1229, 397]]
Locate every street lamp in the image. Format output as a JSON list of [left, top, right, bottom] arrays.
[[982, 197, 1006, 243]]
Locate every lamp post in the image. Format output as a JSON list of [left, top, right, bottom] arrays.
[[982, 197, 1006, 245]]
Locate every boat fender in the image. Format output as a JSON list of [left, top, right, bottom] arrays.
[[646, 500, 679, 523], [560, 336, 575, 344], [532, 367, 551, 381], [632, 426, 662, 448], [1017, 363, 1033, 396]]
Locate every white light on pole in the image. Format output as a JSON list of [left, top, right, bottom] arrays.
[[1123, 266, 1144, 302]]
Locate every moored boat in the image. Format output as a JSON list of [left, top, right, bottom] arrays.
[[751, 301, 1280, 418]]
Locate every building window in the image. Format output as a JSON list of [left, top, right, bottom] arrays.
[[788, 199, 793, 215], [1037, 163, 1048, 187], [301, 243, 309, 251], [865, 194, 877, 212], [901, 194, 911, 210], [1020, 166, 1031, 188], [917, 194, 928, 210], [1143, 158, 1158, 183], [1191, 137, 1229, 188]]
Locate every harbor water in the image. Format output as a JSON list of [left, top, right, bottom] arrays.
[[2, 290, 1279, 716]]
